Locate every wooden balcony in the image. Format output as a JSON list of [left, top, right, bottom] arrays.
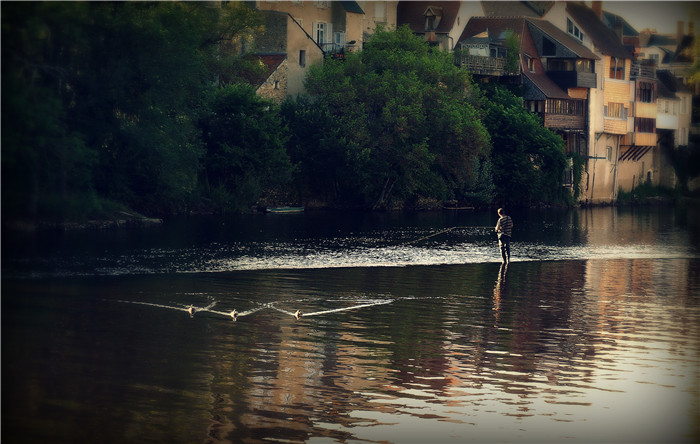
[[623, 131, 657, 147], [633, 102, 657, 119], [604, 118, 628, 135], [546, 70, 597, 89], [543, 113, 586, 130], [460, 54, 519, 76]]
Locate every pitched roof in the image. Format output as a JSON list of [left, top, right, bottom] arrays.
[[397, 1, 462, 34], [566, 2, 632, 59], [459, 16, 598, 60], [523, 68, 570, 100], [245, 53, 287, 88], [601, 10, 638, 37], [526, 18, 599, 60], [340, 1, 364, 15], [458, 17, 536, 56], [460, 17, 574, 100], [646, 33, 677, 48], [657, 69, 691, 95], [481, 1, 553, 18]]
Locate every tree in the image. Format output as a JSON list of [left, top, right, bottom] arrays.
[[2, 1, 263, 220], [304, 25, 491, 209], [199, 84, 292, 212], [480, 84, 568, 206]]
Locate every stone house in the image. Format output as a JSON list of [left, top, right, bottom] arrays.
[[251, 1, 398, 99]]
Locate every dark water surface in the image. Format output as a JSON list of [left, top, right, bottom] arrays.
[[3, 207, 700, 443]]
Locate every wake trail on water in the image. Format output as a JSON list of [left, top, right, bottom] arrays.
[[112, 297, 398, 321]]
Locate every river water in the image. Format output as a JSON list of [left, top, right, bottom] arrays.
[[2, 206, 699, 443]]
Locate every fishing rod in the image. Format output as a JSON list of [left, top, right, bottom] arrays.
[[399, 225, 495, 246]]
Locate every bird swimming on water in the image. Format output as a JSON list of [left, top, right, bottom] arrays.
[[230, 309, 238, 321], [187, 305, 195, 317], [294, 310, 301, 320]]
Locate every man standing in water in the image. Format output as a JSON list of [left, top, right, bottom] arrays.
[[495, 208, 513, 263]]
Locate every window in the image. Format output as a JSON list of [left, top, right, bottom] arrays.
[[682, 96, 689, 114], [315, 22, 329, 44], [526, 56, 535, 72], [638, 82, 654, 103], [548, 59, 568, 71], [299, 50, 306, 67], [426, 15, 436, 31], [605, 102, 626, 119], [609, 57, 625, 79], [315, 1, 329, 8], [567, 18, 584, 41], [375, 2, 386, 22], [636, 117, 655, 133], [546, 99, 584, 115], [576, 59, 593, 73], [649, 53, 659, 65]]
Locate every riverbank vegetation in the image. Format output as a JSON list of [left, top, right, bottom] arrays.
[[5, 2, 689, 225]]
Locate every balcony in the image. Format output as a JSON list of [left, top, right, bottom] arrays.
[[459, 54, 519, 76], [630, 61, 656, 80], [321, 42, 359, 59], [546, 70, 596, 89], [622, 131, 657, 147]]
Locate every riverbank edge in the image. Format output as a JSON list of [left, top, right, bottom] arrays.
[[5, 195, 696, 234]]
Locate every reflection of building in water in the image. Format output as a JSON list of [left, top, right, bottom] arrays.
[[578, 206, 680, 247], [225, 319, 395, 441]]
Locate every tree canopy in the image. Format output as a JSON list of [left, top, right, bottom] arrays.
[[3, 8, 575, 221], [2, 1, 261, 219], [480, 84, 568, 206], [303, 25, 492, 209]]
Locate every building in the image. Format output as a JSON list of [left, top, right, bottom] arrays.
[[396, 1, 481, 51], [458, 16, 599, 192], [250, 1, 398, 99], [543, 1, 635, 204]]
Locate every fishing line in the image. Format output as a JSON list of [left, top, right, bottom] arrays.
[[399, 226, 495, 246]]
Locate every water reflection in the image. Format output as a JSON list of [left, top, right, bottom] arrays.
[[2, 206, 700, 443]]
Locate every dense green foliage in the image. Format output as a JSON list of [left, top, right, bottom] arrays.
[[199, 84, 291, 212], [480, 84, 568, 206], [303, 25, 492, 209], [3, 6, 574, 221], [2, 1, 262, 219]]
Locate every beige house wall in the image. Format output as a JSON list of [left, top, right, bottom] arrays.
[[617, 151, 656, 190]]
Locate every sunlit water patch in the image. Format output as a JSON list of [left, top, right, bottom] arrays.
[[5, 235, 698, 279]]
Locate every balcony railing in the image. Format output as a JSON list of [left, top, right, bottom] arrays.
[[630, 61, 656, 80], [459, 54, 519, 76], [321, 42, 359, 57], [546, 70, 596, 89]]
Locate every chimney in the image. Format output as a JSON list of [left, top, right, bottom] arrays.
[[677, 21, 684, 44], [592, 1, 603, 19]]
